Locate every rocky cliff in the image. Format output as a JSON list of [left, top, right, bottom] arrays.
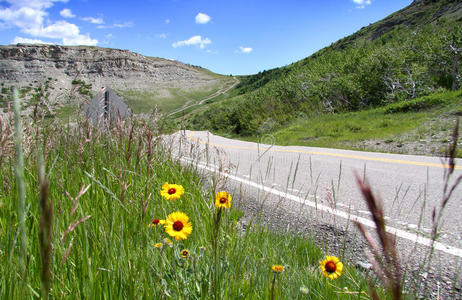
[[0, 44, 217, 88], [0, 44, 221, 112]]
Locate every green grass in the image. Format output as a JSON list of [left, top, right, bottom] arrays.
[[18, 86, 32, 98], [55, 103, 80, 122], [121, 87, 213, 114], [233, 90, 462, 152], [271, 110, 429, 148], [118, 77, 236, 115], [0, 114, 392, 299], [168, 80, 241, 120]]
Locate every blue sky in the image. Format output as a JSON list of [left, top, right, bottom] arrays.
[[0, 0, 412, 75]]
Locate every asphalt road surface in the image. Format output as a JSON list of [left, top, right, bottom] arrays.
[[168, 130, 462, 261]]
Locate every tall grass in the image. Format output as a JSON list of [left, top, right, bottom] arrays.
[[12, 87, 27, 281], [0, 95, 394, 298]]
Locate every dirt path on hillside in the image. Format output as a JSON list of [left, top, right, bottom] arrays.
[[166, 77, 239, 117]]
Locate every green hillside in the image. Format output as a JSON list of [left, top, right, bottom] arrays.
[[183, 0, 462, 137]]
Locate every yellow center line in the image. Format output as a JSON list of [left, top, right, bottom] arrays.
[[188, 134, 462, 170]]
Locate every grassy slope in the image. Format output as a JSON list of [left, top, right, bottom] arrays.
[[116, 70, 237, 115], [118, 85, 219, 114], [168, 78, 242, 120], [232, 90, 462, 156], [0, 115, 392, 299]]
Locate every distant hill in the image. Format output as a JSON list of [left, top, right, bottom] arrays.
[[186, 0, 462, 135], [0, 44, 231, 116]]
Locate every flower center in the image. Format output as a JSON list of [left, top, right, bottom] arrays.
[[220, 197, 227, 204], [168, 188, 176, 195], [182, 250, 188, 256], [152, 219, 160, 225], [325, 261, 337, 273], [173, 221, 184, 231]]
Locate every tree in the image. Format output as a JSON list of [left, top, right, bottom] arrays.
[[447, 26, 462, 90]]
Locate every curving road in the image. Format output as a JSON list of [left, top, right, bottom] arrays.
[[168, 130, 462, 260]]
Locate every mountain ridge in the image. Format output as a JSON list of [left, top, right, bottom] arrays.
[[0, 43, 219, 89], [0, 44, 226, 116]]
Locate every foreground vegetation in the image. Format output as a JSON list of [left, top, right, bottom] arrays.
[[1, 2, 461, 297], [0, 93, 395, 299]]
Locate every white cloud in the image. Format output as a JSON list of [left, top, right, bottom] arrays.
[[156, 33, 167, 39], [195, 12, 211, 24], [82, 16, 104, 24], [12, 36, 52, 44], [0, 0, 98, 45], [25, 20, 79, 38], [59, 8, 75, 18], [165, 18, 170, 24], [0, 6, 47, 29], [10, 0, 68, 10], [24, 21, 97, 45], [62, 33, 97, 46], [0, 0, 66, 29], [172, 35, 211, 49], [97, 21, 133, 29], [237, 46, 253, 54], [352, 0, 372, 8]]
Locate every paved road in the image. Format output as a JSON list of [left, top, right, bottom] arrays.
[[168, 130, 462, 258]]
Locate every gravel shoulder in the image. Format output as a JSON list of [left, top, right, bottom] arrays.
[[344, 114, 461, 157]]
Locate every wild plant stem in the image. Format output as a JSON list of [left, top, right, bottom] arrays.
[[38, 148, 52, 300], [212, 207, 223, 299], [12, 87, 27, 279], [271, 274, 276, 300]]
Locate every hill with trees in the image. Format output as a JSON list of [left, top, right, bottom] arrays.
[[184, 0, 462, 136]]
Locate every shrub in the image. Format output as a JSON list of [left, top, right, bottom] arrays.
[[383, 91, 459, 113]]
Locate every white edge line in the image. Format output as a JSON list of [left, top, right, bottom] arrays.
[[180, 156, 462, 258]]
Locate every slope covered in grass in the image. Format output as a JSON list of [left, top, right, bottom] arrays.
[[116, 73, 236, 115], [239, 90, 462, 156]]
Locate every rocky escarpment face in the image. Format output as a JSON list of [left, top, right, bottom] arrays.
[[0, 44, 216, 89]]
